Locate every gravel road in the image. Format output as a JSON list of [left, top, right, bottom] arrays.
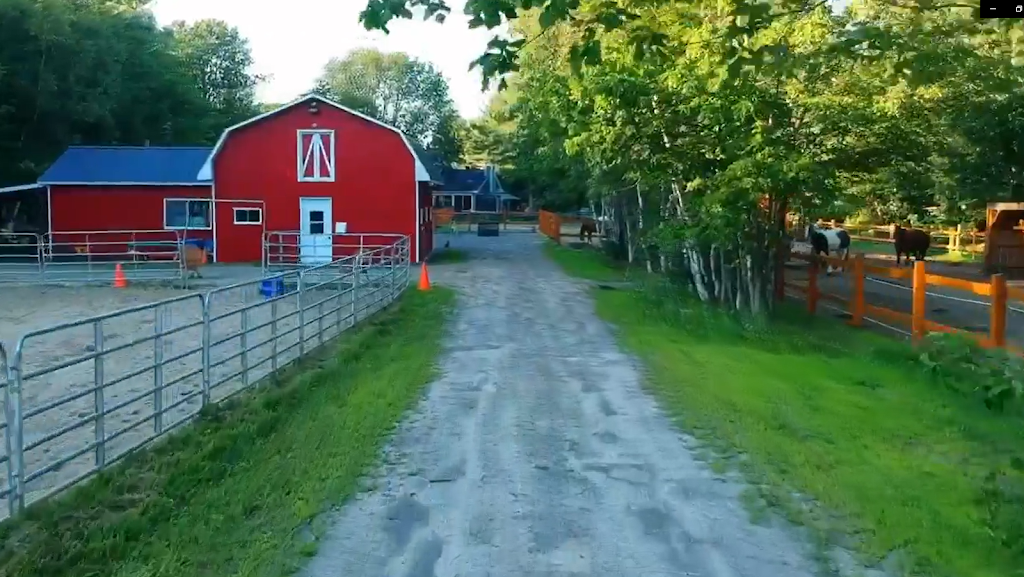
[[299, 232, 863, 577]]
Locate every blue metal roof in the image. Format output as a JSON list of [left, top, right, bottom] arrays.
[[38, 146, 212, 185]]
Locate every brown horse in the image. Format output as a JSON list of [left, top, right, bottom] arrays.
[[579, 220, 598, 244], [894, 224, 930, 266]]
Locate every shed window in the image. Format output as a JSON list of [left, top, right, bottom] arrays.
[[164, 199, 211, 230], [297, 129, 336, 182], [233, 208, 262, 225]]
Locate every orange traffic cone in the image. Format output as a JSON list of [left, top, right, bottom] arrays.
[[113, 263, 127, 288], [418, 262, 431, 291]]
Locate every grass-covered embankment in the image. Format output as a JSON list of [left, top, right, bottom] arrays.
[[542, 241, 631, 282], [547, 242, 1023, 577], [0, 288, 456, 577]]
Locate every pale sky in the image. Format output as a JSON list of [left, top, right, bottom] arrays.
[[149, 0, 505, 120]]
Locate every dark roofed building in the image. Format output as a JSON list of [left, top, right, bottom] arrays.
[[433, 164, 520, 213]]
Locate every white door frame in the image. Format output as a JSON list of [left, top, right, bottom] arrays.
[[299, 197, 333, 264]]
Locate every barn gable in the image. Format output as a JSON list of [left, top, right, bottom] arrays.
[[197, 94, 432, 182], [38, 146, 212, 186]]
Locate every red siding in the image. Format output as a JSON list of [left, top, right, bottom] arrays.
[[213, 99, 420, 263], [49, 185, 213, 256], [214, 201, 265, 263]]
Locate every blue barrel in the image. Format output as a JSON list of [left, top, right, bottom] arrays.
[[260, 277, 285, 299]]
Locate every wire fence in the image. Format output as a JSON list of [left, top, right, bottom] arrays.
[[262, 231, 408, 275], [0, 230, 203, 286], [0, 236, 411, 520]]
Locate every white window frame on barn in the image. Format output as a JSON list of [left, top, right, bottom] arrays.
[[233, 207, 263, 225], [164, 198, 212, 230], [297, 129, 336, 182]]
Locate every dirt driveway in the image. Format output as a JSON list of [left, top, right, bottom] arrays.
[[297, 231, 883, 577]]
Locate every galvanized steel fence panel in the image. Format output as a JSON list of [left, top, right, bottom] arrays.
[[0, 236, 412, 520], [0, 230, 191, 286]]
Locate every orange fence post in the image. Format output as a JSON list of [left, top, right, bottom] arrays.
[[912, 260, 927, 342], [990, 272, 1007, 348], [807, 257, 819, 315], [850, 253, 865, 326], [537, 210, 562, 244]]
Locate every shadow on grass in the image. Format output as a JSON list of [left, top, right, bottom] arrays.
[[542, 241, 638, 282], [0, 288, 456, 577], [428, 248, 470, 264]]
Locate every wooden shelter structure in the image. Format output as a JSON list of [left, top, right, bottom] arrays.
[[984, 202, 1024, 278]]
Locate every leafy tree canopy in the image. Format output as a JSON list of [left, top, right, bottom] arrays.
[[311, 48, 463, 164], [359, 0, 1024, 327], [0, 0, 262, 185]]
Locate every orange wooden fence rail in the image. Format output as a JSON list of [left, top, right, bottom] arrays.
[[784, 253, 1014, 349], [538, 210, 562, 244]]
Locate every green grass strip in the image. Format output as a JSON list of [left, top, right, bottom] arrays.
[[545, 243, 1023, 577], [0, 287, 456, 577], [541, 242, 631, 282]]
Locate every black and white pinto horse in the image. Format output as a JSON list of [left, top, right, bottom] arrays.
[[806, 223, 851, 275]]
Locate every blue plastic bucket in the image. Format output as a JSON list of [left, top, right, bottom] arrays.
[[260, 277, 285, 299]]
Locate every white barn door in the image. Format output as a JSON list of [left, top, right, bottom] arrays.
[[299, 197, 333, 264]]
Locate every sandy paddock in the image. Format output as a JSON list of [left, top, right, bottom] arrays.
[[0, 270, 398, 517]]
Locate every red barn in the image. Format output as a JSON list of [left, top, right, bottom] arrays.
[[36, 95, 441, 264]]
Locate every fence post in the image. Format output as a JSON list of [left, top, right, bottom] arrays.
[[270, 293, 279, 374], [850, 254, 865, 326], [990, 273, 1007, 348], [912, 260, 927, 342], [297, 272, 306, 356], [807, 257, 819, 315], [405, 238, 412, 289], [35, 233, 45, 277], [201, 294, 212, 406], [92, 321, 106, 468], [1, 342, 24, 517], [153, 307, 164, 435], [351, 254, 361, 325], [390, 245, 397, 301], [241, 307, 251, 386]]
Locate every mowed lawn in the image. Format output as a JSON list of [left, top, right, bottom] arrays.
[[0, 288, 456, 577], [546, 243, 1023, 577], [542, 241, 633, 282]]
